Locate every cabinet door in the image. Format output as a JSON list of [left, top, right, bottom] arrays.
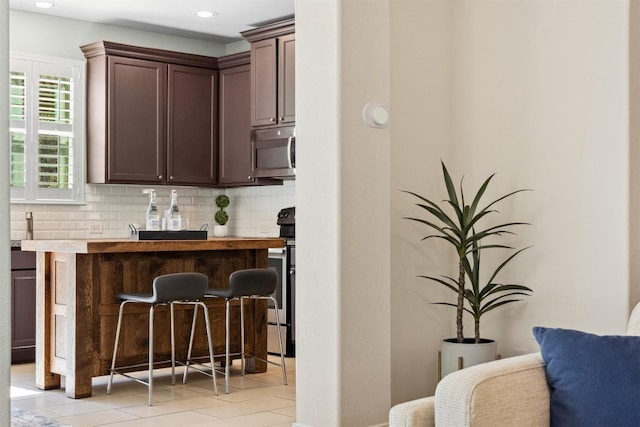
[[251, 39, 278, 127], [11, 269, 36, 363], [219, 64, 253, 185], [278, 34, 296, 124], [167, 65, 218, 186], [107, 56, 166, 183]]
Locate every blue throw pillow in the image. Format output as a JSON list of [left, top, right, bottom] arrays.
[[533, 327, 640, 427]]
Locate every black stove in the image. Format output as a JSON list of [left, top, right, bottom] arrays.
[[277, 206, 295, 240], [268, 207, 296, 356]]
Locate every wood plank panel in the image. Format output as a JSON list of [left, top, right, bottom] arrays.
[[35, 250, 60, 390]]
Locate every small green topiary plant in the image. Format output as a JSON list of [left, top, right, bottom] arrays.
[[214, 194, 230, 226]]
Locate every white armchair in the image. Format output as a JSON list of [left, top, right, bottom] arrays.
[[390, 303, 640, 427], [389, 353, 549, 427]]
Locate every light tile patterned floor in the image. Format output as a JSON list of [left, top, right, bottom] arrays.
[[11, 356, 295, 427]]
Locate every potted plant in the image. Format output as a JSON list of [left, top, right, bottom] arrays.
[[213, 194, 230, 237], [404, 161, 532, 377]]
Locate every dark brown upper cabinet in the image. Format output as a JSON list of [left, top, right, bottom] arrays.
[[242, 19, 295, 128], [218, 53, 253, 185], [81, 41, 219, 187], [167, 65, 218, 186]]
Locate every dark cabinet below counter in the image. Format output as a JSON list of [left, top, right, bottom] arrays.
[[11, 248, 36, 363]]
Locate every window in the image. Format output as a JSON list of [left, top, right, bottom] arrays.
[[9, 55, 84, 203]]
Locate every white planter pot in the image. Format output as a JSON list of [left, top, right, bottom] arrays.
[[440, 338, 497, 379], [213, 225, 229, 237]]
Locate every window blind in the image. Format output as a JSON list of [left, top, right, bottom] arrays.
[[9, 56, 84, 203]]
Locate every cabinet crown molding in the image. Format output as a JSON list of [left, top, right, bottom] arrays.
[[241, 18, 295, 43], [80, 40, 219, 69], [218, 51, 251, 69]]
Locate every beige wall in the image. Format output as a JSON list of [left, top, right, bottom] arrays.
[[388, 0, 631, 405], [339, 1, 392, 425], [450, 0, 629, 340], [391, 0, 630, 408], [390, 0, 454, 405]]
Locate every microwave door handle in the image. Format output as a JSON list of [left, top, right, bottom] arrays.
[[250, 138, 256, 179], [287, 136, 294, 169]]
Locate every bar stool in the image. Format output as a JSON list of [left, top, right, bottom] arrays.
[[107, 272, 218, 405], [184, 268, 287, 394]]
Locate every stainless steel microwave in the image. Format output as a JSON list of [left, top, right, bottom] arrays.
[[251, 126, 295, 179]]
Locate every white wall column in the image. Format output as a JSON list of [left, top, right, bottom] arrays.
[[1, 0, 12, 424], [295, 0, 392, 425]]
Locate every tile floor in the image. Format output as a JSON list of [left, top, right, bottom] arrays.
[[10, 356, 296, 427]]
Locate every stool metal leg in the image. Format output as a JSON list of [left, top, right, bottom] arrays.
[[181, 303, 219, 395], [269, 296, 288, 385], [171, 302, 177, 386], [182, 303, 199, 383], [224, 298, 231, 394], [148, 305, 155, 406], [198, 302, 219, 396], [107, 300, 129, 395], [240, 297, 246, 377]]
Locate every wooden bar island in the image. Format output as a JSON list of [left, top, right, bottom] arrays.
[[20, 237, 285, 399]]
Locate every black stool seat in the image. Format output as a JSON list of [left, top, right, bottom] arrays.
[[118, 272, 212, 303], [207, 268, 277, 299]]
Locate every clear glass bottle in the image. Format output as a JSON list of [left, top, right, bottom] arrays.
[[145, 190, 160, 231], [166, 189, 182, 231]]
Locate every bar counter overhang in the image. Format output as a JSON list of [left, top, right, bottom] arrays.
[[20, 237, 285, 398]]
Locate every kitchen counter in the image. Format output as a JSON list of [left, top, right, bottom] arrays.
[[22, 237, 284, 398], [20, 237, 284, 253]]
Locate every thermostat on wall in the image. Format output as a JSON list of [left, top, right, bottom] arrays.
[[362, 103, 390, 128]]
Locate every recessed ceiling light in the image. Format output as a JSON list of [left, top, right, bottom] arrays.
[[196, 10, 217, 18], [34, 1, 54, 8]]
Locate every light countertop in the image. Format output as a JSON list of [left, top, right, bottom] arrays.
[[20, 237, 285, 254]]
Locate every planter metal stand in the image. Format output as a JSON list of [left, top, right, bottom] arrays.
[[437, 351, 502, 381]]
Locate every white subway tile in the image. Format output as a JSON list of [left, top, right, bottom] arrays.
[[68, 230, 87, 239], [9, 182, 295, 239]]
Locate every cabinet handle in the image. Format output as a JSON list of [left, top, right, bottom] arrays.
[[169, 176, 174, 180], [248, 176, 252, 180], [270, 117, 276, 122], [279, 117, 285, 121], [158, 175, 163, 180]]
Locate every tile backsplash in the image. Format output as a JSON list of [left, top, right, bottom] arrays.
[[10, 181, 295, 241]]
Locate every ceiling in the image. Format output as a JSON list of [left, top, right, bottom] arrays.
[[9, 0, 295, 43]]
